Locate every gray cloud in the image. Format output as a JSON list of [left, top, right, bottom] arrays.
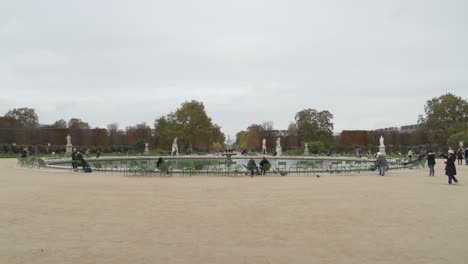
[[1, 0, 467, 138]]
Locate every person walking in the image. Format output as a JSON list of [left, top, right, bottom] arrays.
[[457, 148, 464, 165], [426, 150, 436, 176], [71, 148, 78, 172], [375, 152, 388, 176], [441, 149, 458, 185]]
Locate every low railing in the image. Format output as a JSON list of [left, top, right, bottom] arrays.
[[39, 155, 427, 176]]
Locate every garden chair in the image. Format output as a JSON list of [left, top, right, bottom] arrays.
[[274, 161, 287, 176]]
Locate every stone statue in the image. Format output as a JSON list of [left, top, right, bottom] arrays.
[[144, 143, 149, 154], [275, 137, 282, 156], [262, 138, 266, 154], [379, 136, 386, 155], [171, 137, 179, 156], [304, 143, 309, 155], [65, 134, 73, 155]]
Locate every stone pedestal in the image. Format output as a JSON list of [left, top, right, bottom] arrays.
[[379, 146, 386, 155], [66, 144, 73, 155], [144, 143, 149, 155]]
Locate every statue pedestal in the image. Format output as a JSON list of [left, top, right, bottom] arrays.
[[379, 146, 386, 155], [65, 144, 73, 156]]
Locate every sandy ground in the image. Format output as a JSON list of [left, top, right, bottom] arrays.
[[1, 159, 467, 264]]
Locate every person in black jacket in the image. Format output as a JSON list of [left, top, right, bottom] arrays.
[[259, 157, 270, 175], [71, 148, 78, 172], [426, 150, 436, 176], [156, 157, 164, 168], [246, 159, 259, 177], [441, 149, 458, 185], [76, 151, 89, 171], [465, 147, 468, 165], [457, 148, 464, 165]]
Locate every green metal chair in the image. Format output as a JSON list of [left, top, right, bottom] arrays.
[[181, 161, 195, 176], [159, 162, 172, 176], [275, 161, 287, 175], [93, 162, 103, 172]]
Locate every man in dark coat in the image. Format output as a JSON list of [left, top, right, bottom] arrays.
[[259, 157, 270, 175], [426, 150, 436, 176], [441, 150, 458, 185], [246, 159, 259, 177], [375, 152, 388, 176], [71, 148, 78, 172], [465, 147, 468, 165], [76, 151, 89, 170]]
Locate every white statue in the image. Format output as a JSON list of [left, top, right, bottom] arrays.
[[171, 137, 179, 156], [275, 137, 282, 155], [144, 143, 149, 154], [379, 136, 385, 147], [66, 134, 72, 145], [262, 138, 266, 154], [304, 143, 309, 155]]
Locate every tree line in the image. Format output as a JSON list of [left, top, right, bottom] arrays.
[[1, 93, 467, 154]]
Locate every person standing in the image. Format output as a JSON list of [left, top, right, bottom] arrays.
[[465, 147, 468, 165], [71, 148, 78, 172], [375, 152, 388, 176], [457, 148, 464, 165], [426, 150, 436, 176], [441, 150, 458, 185]]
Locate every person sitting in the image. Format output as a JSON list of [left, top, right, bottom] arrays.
[[156, 157, 164, 168], [246, 159, 259, 177], [259, 157, 271, 175], [76, 151, 89, 170], [21, 148, 28, 158]]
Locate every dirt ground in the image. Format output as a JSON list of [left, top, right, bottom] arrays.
[[1, 158, 467, 264]]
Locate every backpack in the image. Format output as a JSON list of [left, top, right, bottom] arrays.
[[84, 166, 93, 173]]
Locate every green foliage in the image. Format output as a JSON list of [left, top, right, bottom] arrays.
[[423, 93, 468, 145], [51, 119, 67, 128], [5, 107, 39, 128], [307, 141, 326, 153], [68, 118, 90, 129], [447, 131, 468, 150], [294, 109, 334, 145], [154, 100, 225, 151], [134, 139, 146, 153]]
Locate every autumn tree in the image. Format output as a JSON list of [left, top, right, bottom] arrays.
[[423, 93, 468, 145], [154, 100, 225, 152], [4, 107, 39, 128], [51, 119, 67, 128], [294, 108, 334, 145]]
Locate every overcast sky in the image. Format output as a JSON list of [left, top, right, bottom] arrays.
[[1, 0, 467, 139]]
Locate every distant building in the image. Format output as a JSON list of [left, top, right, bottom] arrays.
[[375, 127, 399, 132], [400, 124, 420, 133]]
